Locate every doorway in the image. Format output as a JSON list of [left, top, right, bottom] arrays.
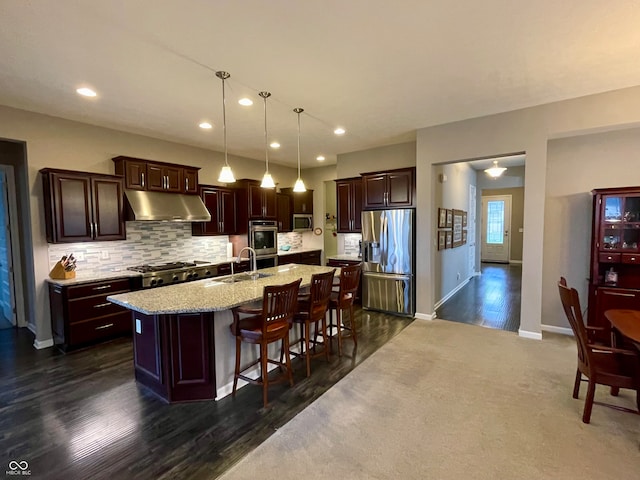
[[481, 194, 512, 263], [0, 166, 17, 329]]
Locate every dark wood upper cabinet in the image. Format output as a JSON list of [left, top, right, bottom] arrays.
[[281, 188, 314, 214], [192, 185, 236, 236], [276, 192, 292, 232], [41, 169, 125, 243], [336, 177, 363, 233], [113, 156, 199, 194], [362, 167, 415, 209], [240, 180, 277, 220]]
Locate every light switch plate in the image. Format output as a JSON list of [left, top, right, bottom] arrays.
[[135, 318, 142, 334], [75, 252, 85, 261], [101, 250, 110, 260]]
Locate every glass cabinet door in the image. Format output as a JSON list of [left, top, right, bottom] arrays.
[[601, 195, 640, 251]]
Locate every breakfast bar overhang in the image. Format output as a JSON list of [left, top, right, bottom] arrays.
[[107, 264, 336, 403]]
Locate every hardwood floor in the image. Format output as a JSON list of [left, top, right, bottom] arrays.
[[0, 308, 412, 480], [435, 262, 522, 332]]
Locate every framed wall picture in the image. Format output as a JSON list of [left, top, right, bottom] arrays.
[[462, 211, 467, 227], [445, 230, 453, 249], [438, 230, 446, 250], [445, 209, 453, 228], [438, 208, 447, 228], [462, 229, 468, 245], [452, 209, 464, 247]]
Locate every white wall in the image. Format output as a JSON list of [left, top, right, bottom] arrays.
[[543, 126, 640, 328], [416, 84, 640, 336], [0, 105, 302, 344]]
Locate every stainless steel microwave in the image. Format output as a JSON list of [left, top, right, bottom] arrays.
[[293, 214, 313, 232]]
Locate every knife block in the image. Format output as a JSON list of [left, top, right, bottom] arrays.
[[49, 261, 76, 279]]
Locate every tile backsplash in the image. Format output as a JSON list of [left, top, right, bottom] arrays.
[[343, 233, 362, 256], [277, 232, 303, 250], [48, 222, 230, 272]]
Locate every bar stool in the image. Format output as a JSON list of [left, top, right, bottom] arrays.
[[327, 263, 362, 356], [230, 278, 301, 407], [289, 269, 336, 377]]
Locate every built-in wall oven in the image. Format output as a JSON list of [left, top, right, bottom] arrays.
[[249, 220, 278, 256]]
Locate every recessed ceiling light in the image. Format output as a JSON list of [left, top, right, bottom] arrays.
[[238, 98, 253, 106], [334, 127, 346, 135], [76, 87, 97, 97], [316, 155, 325, 162], [199, 122, 213, 129], [270, 142, 280, 149]]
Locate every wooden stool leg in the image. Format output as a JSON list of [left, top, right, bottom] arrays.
[[328, 308, 335, 354], [283, 334, 294, 387], [350, 305, 357, 345], [304, 322, 312, 377], [232, 336, 241, 397], [261, 342, 269, 407], [322, 315, 330, 362], [572, 368, 581, 399], [583, 380, 596, 424], [336, 308, 343, 357]]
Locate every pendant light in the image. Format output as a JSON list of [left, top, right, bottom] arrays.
[[216, 71, 235, 183], [484, 160, 507, 178], [259, 91, 275, 188], [293, 107, 306, 192]]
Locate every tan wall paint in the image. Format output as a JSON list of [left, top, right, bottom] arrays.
[[481, 187, 524, 262], [416, 85, 640, 334], [337, 141, 416, 179], [0, 105, 301, 342]]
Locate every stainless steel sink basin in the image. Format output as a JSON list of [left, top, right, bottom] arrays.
[[218, 272, 273, 284]]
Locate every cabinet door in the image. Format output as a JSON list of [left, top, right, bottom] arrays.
[[277, 193, 292, 232], [183, 168, 198, 194], [263, 188, 277, 219], [164, 166, 182, 193], [218, 188, 236, 234], [197, 187, 222, 235], [387, 169, 414, 207], [146, 164, 165, 191], [336, 181, 353, 233], [362, 174, 387, 209], [50, 172, 93, 242], [122, 159, 147, 190], [91, 176, 126, 240], [352, 180, 363, 231], [248, 183, 264, 218], [593, 287, 640, 341], [292, 190, 313, 214]]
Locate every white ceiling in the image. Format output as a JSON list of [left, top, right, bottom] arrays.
[[2, 1, 640, 169]]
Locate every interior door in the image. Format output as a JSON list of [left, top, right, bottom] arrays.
[[481, 195, 511, 263], [0, 169, 16, 326]]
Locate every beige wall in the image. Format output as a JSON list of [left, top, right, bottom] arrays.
[[0, 105, 302, 343], [416, 85, 640, 335], [544, 126, 640, 329], [481, 187, 525, 262], [337, 141, 416, 179]]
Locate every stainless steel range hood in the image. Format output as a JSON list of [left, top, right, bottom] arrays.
[[124, 190, 211, 222]]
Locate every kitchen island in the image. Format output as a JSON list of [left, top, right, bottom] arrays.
[[107, 263, 336, 403]]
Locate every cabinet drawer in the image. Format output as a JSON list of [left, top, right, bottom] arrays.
[[68, 292, 130, 323], [622, 253, 640, 264], [68, 312, 132, 346], [300, 251, 321, 265], [598, 252, 621, 264], [67, 278, 132, 299]]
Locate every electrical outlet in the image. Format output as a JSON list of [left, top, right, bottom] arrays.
[[135, 318, 142, 334], [75, 252, 85, 261], [101, 250, 110, 260]]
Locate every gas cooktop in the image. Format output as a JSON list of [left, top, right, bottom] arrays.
[[127, 261, 215, 288], [127, 262, 197, 273]]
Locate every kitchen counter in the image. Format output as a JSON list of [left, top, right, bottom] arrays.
[[106, 264, 338, 403], [277, 248, 321, 256], [327, 254, 362, 262], [46, 269, 142, 287]]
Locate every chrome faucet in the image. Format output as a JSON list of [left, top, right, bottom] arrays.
[[237, 247, 258, 279]]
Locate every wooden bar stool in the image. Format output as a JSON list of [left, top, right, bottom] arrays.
[[289, 269, 335, 377], [230, 278, 301, 407], [327, 263, 362, 356]]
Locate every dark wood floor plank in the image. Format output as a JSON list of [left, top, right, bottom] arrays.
[[436, 263, 521, 332], [0, 307, 412, 480]]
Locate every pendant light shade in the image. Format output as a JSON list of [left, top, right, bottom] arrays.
[[216, 71, 235, 183], [293, 107, 307, 193], [259, 91, 275, 188], [484, 160, 507, 178]]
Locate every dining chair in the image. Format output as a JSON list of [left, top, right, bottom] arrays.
[[289, 269, 336, 377], [327, 263, 362, 356], [230, 278, 302, 407], [558, 278, 640, 423]]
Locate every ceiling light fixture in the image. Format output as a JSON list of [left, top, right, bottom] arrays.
[[76, 87, 97, 97], [316, 155, 325, 162], [238, 98, 253, 106], [270, 142, 280, 149], [334, 127, 346, 135], [259, 91, 275, 188], [216, 71, 235, 183], [484, 160, 507, 178], [199, 122, 212, 129], [293, 107, 306, 193]]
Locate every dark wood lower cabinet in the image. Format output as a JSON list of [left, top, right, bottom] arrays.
[[132, 311, 216, 403]]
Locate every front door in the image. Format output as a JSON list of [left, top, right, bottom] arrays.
[[481, 195, 511, 263]]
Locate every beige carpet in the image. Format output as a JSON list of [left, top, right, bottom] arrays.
[[219, 320, 640, 480]]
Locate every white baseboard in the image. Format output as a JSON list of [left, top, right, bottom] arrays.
[[434, 277, 470, 310], [518, 329, 542, 340], [541, 324, 574, 336], [34, 338, 54, 349], [414, 312, 435, 321]]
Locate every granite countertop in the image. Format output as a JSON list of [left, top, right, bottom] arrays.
[[277, 248, 321, 256], [107, 264, 338, 315], [45, 269, 143, 287], [327, 254, 362, 262]]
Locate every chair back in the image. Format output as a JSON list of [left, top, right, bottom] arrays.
[[337, 263, 362, 308], [261, 278, 302, 335], [557, 279, 592, 374], [306, 269, 336, 320]]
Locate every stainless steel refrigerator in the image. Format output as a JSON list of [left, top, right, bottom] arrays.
[[361, 209, 415, 316]]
